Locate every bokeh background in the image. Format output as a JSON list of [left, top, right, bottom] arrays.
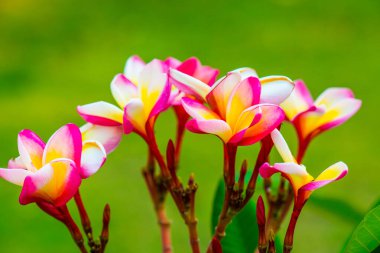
[[0, 0, 379, 252]]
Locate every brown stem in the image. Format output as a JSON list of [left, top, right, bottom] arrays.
[[142, 150, 173, 253], [283, 199, 306, 253], [100, 204, 110, 253], [206, 144, 237, 253], [59, 205, 88, 253], [145, 124, 201, 253], [157, 207, 173, 253], [74, 191, 98, 251]]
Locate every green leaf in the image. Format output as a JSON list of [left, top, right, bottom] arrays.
[[211, 178, 259, 253], [343, 204, 380, 253], [309, 195, 363, 224]]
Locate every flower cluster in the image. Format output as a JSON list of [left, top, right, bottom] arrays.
[[0, 55, 361, 253]]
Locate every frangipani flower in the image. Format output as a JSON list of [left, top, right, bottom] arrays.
[[78, 57, 171, 136], [80, 123, 123, 154], [259, 129, 348, 200], [77, 55, 218, 138], [0, 124, 107, 206], [280, 80, 361, 147], [168, 57, 219, 105], [172, 68, 294, 146]]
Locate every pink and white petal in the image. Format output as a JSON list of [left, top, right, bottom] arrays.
[[176, 57, 200, 76], [170, 68, 211, 100], [207, 72, 242, 118], [194, 64, 219, 86], [281, 80, 314, 121], [149, 75, 171, 119], [80, 141, 107, 179], [77, 101, 124, 126], [233, 104, 263, 133], [124, 55, 146, 85], [298, 98, 361, 139], [43, 124, 82, 166], [318, 98, 361, 131], [18, 130, 45, 171], [123, 98, 146, 135], [293, 106, 325, 139], [301, 162, 348, 191], [0, 168, 32, 186], [110, 74, 138, 108], [19, 159, 82, 206], [226, 77, 261, 127], [260, 76, 294, 105], [315, 88, 355, 108], [262, 162, 313, 195], [229, 67, 258, 79], [186, 119, 232, 143], [163, 57, 181, 69], [238, 104, 285, 146], [270, 129, 296, 163], [8, 156, 27, 169], [80, 123, 123, 154], [138, 60, 168, 114], [181, 97, 220, 121]]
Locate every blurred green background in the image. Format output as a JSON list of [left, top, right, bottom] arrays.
[[0, 0, 378, 252]]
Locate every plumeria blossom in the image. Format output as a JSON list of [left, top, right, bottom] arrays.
[[171, 68, 295, 145], [78, 57, 170, 136], [77, 55, 218, 138], [80, 123, 123, 154], [280, 80, 361, 146], [168, 56, 219, 105], [259, 129, 348, 201], [0, 124, 107, 206]]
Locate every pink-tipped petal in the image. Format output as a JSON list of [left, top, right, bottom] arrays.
[[170, 68, 211, 100], [138, 60, 169, 117], [301, 162, 348, 191], [8, 156, 26, 169], [207, 73, 242, 118], [110, 74, 138, 108], [77, 101, 124, 126], [123, 98, 146, 134], [80, 141, 107, 179], [43, 124, 82, 166], [18, 130, 45, 171], [176, 57, 200, 76], [315, 88, 354, 108], [295, 98, 361, 139], [226, 76, 261, 127], [259, 162, 278, 178], [197, 66, 219, 85], [80, 123, 123, 154], [270, 162, 313, 195], [163, 57, 181, 69], [260, 76, 294, 105], [238, 104, 285, 146], [181, 97, 220, 120], [19, 159, 82, 206], [229, 67, 258, 79], [124, 55, 145, 84], [186, 119, 232, 143], [270, 129, 296, 163], [281, 80, 314, 121], [149, 74, 171, 119], [318, 98, 362, 131], [0, 168, 32, 186]]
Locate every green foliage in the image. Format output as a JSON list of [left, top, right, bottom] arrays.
[[343, 204, 380, 253]]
